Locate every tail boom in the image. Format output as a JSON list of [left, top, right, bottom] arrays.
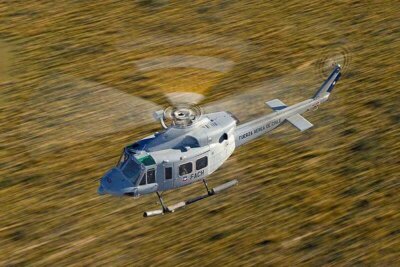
[[234, 65, 342, 147]]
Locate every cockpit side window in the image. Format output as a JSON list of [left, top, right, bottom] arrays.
[[147, 169, 156, 184], [139, 173, 146, 185]]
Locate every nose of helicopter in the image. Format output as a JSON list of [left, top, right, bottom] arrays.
[[98, 168, 137, 196]]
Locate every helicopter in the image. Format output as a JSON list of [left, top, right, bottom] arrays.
[[97, 64, 342, 217]]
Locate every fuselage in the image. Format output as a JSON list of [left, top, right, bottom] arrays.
[[97, 96, 326, 198]]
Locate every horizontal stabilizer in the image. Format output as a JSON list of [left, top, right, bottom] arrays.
[[265, 99, 287, 111], [287, 114, 313, 131]]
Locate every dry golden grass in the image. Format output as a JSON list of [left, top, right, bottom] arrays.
[[1, 0, 399, 266]]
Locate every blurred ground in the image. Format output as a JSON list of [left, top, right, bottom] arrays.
[[1, 1, 399, 266]]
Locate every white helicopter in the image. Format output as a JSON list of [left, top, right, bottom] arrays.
[[97, 64, 342, 217]]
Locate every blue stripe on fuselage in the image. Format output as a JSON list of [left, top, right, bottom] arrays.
[[327, 72, 342, 93]]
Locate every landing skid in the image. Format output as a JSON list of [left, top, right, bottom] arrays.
[[143, 179, 238, 217]]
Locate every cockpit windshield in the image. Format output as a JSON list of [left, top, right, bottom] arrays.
[[119, 153, 142, 182], [117, 150, 129, 167]]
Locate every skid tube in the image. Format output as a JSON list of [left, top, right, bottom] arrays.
[[143, 179, 238, 217]]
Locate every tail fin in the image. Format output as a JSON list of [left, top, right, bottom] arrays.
[[313, 64, 342, 99]]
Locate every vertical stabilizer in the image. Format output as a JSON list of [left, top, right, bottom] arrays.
[[313, 65, 342, 99]]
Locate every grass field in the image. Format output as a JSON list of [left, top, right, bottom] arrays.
[[1, 1, 399, 266]]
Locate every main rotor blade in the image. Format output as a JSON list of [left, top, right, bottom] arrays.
[[165, 92, 205, 105], [25, 75, 162, 146], [133, 55, 235, 106]]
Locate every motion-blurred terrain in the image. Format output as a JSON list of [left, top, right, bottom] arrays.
[[1, 1, 399, 266]]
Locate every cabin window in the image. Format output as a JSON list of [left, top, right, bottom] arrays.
[[179, 162, 193, 176], [165, 167, 172, 180], [147, 169, 156, 184], [139, 173, 146, 185], [196, 156, 208, 170], [219, 133, 228, 143]]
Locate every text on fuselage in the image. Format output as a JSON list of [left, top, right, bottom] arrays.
[[238, 119, 281, 141], [182, 169, 205, 181]]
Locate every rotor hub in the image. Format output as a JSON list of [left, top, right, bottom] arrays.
[[163, 103, 203, 128]]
